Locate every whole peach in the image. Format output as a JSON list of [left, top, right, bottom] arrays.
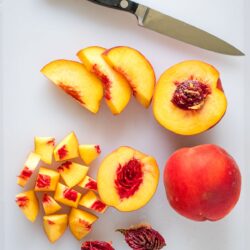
[[164, 144, 241, 221]]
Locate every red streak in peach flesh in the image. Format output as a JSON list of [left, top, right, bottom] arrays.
[[85, 179, 97, 191], [79, 219, 91, 230], [92, 64, 112, 100], [57, 161, 72, 172], [58, 83, 84, 104], [63, 188, 77, 202], [42, 193, 51, 204], [91, 200, 106, 212], [16, 196, 29, 208], [19, 166, 33, 180], [95, 145, 101, 154], [115, 158, 143, 200], [36, 174, 51, 188], [48, 220, 55, 225], [58, 145, 68, 160], [47, 138, 55, 146]]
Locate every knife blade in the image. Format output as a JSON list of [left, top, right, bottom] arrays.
[[87, 0, 244, 56]]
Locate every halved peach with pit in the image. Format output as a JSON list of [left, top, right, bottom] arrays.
[[103, 47, 155, 108], [97, 146, 159, 212], [153, 60, 227, 135]]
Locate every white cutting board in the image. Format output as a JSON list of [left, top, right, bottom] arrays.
[[1, 0, 247, 249]]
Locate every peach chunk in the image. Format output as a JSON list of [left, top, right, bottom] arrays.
[[103, 46, 155, 108], [17, 152, 40, 187], [164, 144, 241, 221], [41, 59, 103, 113], [54, 183, 81, 208], [54, 132, 79, 162], [42, 193, 62, 215], [153, 60, 227, 135], [57, 161, 89, 187], [78, 175, 97, 192], [16, 190, 39, 222], [69, 208, 98, 240], [97, 146, 159, 212], [79, 144, 101, 165], [77, 46, 131, 114], [34, 136, 55, 164], [79, 190, 107, 213], [43, 214, 68, 243], [34, 167, 60, 192]]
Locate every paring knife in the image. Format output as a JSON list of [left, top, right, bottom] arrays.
[[87, 0, 244, 56]]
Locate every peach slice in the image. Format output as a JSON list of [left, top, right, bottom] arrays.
[[54, 183, 81, 208], [78, 175, 97, 192], [79, 144, 101, 165], [16, 190, 39, 222], [69, 208, 98, 240], [42, 193, 62, 215], [41, 59, 103, 113], [103, 46, 155, 107], [43, 214, 68, 243], [79, 190, 107, 213], [153, 60, 227, 135], [77, 46, 131, 114], [17, 152, 40, 187], [57, 161, 89, 187], [34, 136, 55, 164], [97, 146, 159, 212], [54, 132, 79, 162], [34, 167, 60, 191]]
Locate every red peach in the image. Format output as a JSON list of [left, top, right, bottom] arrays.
[[164, 144, 241, 221]]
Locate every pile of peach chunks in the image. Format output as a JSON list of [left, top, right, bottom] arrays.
[[16, 132, 106, 243]]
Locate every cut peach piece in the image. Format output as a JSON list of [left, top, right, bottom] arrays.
[[103, 46, 155, 107], [43, 214, 68, 243], [17, 152, 40, 187], [79, 144, 101, 165], [78, 175, 97, 192], [153, 60, 227, 135], [57, 161, 89, 187], [79, 190, 107, 213], [54, 132, 79, 162], [97, 146, 159, 212], [35, 167, 60, 191], [41, 59, 103, 113], [77, 46, 131, 114], [54, 183, 81, 208], [69, 208, 98, 240], [16, 190, 39, 222], [34, 136, 55, 164], [42, 193, 62, 215]]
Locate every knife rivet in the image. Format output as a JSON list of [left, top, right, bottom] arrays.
[[120, 0, 129, 9]]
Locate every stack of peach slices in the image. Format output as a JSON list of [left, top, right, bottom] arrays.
[[41, 46, 227, 136], [15, 132, 160, 244]]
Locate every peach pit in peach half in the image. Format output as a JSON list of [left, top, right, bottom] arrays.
[[153, 60, 227, 135], [97, 146, 159, 212]]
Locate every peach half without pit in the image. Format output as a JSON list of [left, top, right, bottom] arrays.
[[153, 60, 227, 135], [97, 146, 159, 212]]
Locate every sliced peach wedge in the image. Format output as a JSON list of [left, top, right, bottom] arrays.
[[153, 60, 227, 135], [79, 144, 101, 165], [35, 136, 55, 164], [97, 146, 159, 212], [78, 175, 97, 192], [77, 46, 131, 114], [41, 59, 103, 113], [43, 214, 68, 243], [57, 161, 89, 188], [42, 193, 62, 215], [103, 46, 155, 108], [15, 190, 39, 222], [17, 152, 40, 187]]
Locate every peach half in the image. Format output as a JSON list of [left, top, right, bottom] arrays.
[[97, 146, 159, 211], [77, 46, 131, 114], [153, 60, 227, 135], [41, 59, 103, 113], [103, 46, 155, 108]]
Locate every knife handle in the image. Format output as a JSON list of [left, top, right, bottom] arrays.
[[87, 0, 138, 14]]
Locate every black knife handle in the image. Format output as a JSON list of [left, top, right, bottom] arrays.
[[87, 0, 138, 14]]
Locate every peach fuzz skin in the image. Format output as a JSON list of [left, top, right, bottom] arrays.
[[164, 144, 241, 221]]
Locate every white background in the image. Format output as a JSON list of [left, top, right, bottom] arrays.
[[1, 0, 248, 249]]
